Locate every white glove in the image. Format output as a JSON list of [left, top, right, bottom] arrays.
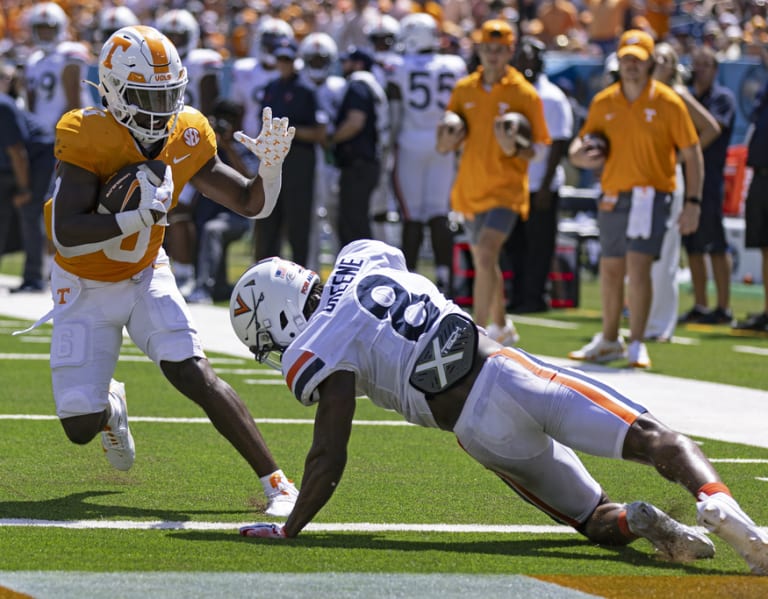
[[136, 164, 174, 226], [239, 522, 287, 539], [234, 106, 296, 180]]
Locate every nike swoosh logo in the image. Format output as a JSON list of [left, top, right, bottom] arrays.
[[173, 154, 191, 164]]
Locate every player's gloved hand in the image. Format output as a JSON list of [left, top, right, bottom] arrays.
[[234, 106, 296, 180], [239, 522, 287, 539], [136, 164, 174, 226]]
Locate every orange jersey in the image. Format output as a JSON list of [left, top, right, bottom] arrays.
[[447, 66, 550, 219], [580, 80, 698, 195], [45, 106, 216, 282]]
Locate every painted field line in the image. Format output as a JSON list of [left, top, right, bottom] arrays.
[[733, 344, 768, 357], [0, 519, 572, 533], [0, 353, 249, 365], [0, 414, 412, 426]]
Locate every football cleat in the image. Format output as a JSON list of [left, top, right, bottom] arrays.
[[696, 493, 768, 575], [101, 379, 135, 471], [627, 340, 651, 369], [569, 333, 626, 363], [626, 501, 715, 563], [487, 318, 520, 346], [263, 472, 299, 518]]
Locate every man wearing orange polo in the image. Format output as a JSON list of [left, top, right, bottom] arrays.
[[568, 29, 703, 368], [437, 19, 550, 346]]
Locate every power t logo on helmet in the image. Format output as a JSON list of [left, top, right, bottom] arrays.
[[98, 26, 188, 144]]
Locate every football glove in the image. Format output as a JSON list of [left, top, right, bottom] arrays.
[[234, 106, 296, 181], [239, 522, 287, 539], [136, 164, 174, 226]]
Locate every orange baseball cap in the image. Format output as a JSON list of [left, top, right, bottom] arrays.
[[479, 19, 515, 45], [617, 29, 654, 61]]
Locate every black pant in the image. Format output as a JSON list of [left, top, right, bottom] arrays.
[[338, 160, 380, 247], [256, 145, 315, 265], [506, 189, 560, 311], [0, 149, 55, 284]]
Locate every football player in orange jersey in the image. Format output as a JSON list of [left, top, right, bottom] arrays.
[[40, 26, 298, 517]]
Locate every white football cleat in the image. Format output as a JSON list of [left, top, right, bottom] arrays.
[[263, 472, 299, 518], [101, 379, 135, 471], [487, 318, 520, 346], [696, 493, 768, 575], [568, 333, 626, 363], [626, 501, 715, 563]]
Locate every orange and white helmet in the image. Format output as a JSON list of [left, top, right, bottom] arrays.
[[98, 26, 188, 144], [27, 2, 69, 51], [156, 9, 200, 60]]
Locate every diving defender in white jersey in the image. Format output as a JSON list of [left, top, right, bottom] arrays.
[[230, 239, 768, 575]]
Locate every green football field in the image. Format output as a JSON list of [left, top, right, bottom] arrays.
[[1, 307, 767, 598]]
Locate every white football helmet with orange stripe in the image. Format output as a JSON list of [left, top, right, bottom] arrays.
[[230, 257, 320, 367], [98, 26, 188, 144]]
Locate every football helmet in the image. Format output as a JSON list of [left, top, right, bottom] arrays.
[[98, 26, 188, 144], [230, 258, 320, 368], [398, 13, 439, 55], [298, 32, 338, 83], [28, 2, 69, 51], [252, 17, 295, 68], [156, 9, 200, 60], [99, 6, 139, 43], [365, 14, 400, 53]]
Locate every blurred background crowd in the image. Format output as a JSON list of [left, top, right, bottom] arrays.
[[1, 0, 767, 330]]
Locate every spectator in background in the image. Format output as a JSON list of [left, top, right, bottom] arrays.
[[298, 32, 348, 273], [185, 99, 254, 305], [257, 38, 325, 266], [644, 42, 720, 341], [733, 79, 768, 332], [365, 14, 401, 245], [23, 2, 93, 137], [536, 0, 580, 49], [330, 46, 389, 246], [642, 0, 675, 40], [568, 30, 703, 369], [231, 17, 294, 140], [388, 13, 467, 293], [157, 8, 226, 296], [437, 20, 550, 346], [0, 76, 55, 292], [508, 36, 574, 313], [679, 46, 736, 326], [583, 0, 632, 56]]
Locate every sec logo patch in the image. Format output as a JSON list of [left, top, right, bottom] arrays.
[[183, 128, 200, 147]]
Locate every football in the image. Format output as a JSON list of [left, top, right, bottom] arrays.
[[582, 132, 610, 159], [97, 160, 167, 214], [441, 111, 466, 135], [499, 112, 532, 149]]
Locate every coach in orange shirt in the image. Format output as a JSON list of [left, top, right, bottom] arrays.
[[437, 19, 550, 346], [568, 30, 702, 369]]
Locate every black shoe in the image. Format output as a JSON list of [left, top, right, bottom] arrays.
[[733, 312, 768, 332], [678, 305, 711, 324], [10, 280, 45, 293], [696, 307, 734, 325]]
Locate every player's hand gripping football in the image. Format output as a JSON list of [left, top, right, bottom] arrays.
[[136, 164, 174, 226], [239, 522, 287, 539], [234, 106, 296, 180]]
